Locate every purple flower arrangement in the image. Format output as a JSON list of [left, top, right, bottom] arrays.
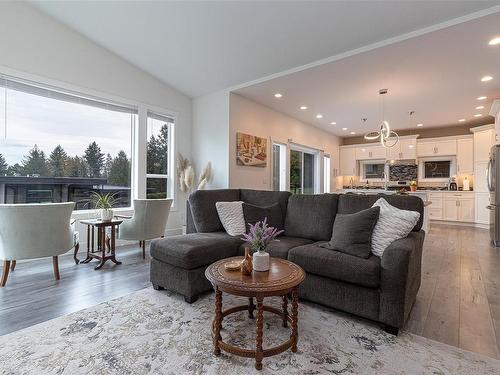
[[241, 218, 283, 253]]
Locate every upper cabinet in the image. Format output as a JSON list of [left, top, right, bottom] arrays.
[[387, 137, 417, 160], [355, 144, 386, 160], [457, 137, 473, 174], [417, 139, 457, 157], [340, 147, 357, 176], [473, 125, 495, 163]]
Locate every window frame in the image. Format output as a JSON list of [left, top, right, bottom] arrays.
[[0, 68, 179, 216], [289, 143, 320, 194], [146, 110, 176, 205], [323, 154, 331, 193]]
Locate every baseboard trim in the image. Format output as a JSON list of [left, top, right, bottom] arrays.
[[431, 220, 488, 230]]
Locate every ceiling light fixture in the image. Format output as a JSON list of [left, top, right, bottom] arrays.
[[316, 114, 323, 119], [476, 105, 485, 110], [477, 96, 487, 100], [330, 121, 336, 125], [489, 37, 500, 46], [458, 119, 466, 122], [474, 114, 483, 117], [274, 93, 283, 98], [481, 75, 493, 82], [350, 131, 356, 135], [300, 106, 308, 110], [342, 127, 347, 131], [364, 89, 399, 148], [417, 123, 423, 127]]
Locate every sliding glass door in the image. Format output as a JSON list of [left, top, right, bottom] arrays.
[[290, 149, 316, 194]]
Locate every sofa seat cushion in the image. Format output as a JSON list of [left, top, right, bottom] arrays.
[[288, 244, 381, 288], [150, 232, 243, 270], [284, 194, 339, 241], [239, 236, 314, 259]]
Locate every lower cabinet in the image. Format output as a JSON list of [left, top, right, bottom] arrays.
[[443, 194, 475, 222], [475, 192, 490, 225]]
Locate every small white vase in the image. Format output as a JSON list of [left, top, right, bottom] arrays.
[[100, 209, 113, 222], [253, 251, 270, 272]]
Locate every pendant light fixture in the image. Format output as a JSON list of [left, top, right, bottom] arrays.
[[364, 89, 399, 148]]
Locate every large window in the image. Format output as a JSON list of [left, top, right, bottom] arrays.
[[362, 162, 385, 179], [0, 77, 136, 209], [146, 112, 174, 199], [290, 149, 316, 194]]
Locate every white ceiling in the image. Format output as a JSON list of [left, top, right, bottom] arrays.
[[31, 1, 499, 98], [234, 12, 500, 137]]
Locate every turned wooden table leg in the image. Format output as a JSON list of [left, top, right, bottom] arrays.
[[248, 297, 255, 319], [73, 243, 80, 264], [213, 287, 223, 356], [291, 287, 299, 352], [282, 294, 288, 328], [255, 296, 264, 370], [10, 260, 16, 272], [52, 256, 60, 281]]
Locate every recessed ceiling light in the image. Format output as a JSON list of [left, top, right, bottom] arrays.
[[342, 127, 348, 131], [477, 96, 487, 100], [300, 106, 308, 110], [316, 114, 323, 119], [330, 121, 337, 125], [350, 131, 356, 135], [481, 75, 493, 82], [489, 37, 500, 46], [416, 123, 423, 127], [274, 93, 283, 98], [476, 105, 485, 110], [474, 113, 483, 117], [458, 119, 466, 122]]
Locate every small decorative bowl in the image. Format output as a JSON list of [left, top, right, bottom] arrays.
[[224, 261, 241, 272]]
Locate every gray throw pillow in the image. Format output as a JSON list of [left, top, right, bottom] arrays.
[[242, 202, 284, 233], [320, 206, 380, 259]]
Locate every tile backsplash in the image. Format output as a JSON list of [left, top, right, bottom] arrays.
[[389, 164, 417, 181]]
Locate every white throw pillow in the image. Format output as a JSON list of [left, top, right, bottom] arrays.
[[371, 198, 420, 257], [215, 201, 246, 236]]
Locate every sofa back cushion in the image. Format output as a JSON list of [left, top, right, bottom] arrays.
[[188, 189, 241, 232], [240, 189, 291, 222], [337, 193, 424, 232], [284, 194, 339, 241]]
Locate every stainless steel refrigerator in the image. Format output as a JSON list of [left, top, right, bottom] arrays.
[[487, 145, 500, 246]]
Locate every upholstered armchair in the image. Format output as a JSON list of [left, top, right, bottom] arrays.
[[116, 199, 173, 258], [0, 202, 78, 286]]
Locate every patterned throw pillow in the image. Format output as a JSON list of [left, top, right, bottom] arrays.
[[371, 198, 420, 257], [215, 201, 246, 236]]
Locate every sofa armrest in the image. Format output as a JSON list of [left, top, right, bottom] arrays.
[[379, 230, 425, 328]]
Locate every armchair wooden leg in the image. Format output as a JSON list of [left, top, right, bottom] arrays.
[[1, 261, 11, 287], [142, 240, 146, 259], [52, 256, 60, 281], [10, 260, 16, 272]]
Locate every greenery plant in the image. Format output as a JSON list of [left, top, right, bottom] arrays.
[[86, 191, 118, 210]]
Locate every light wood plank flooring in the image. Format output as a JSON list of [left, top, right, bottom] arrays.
[[1, 225, 500, 360]]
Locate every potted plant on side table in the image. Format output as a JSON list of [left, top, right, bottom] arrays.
[[241, 218, 283, 272], [88, 192, 118, 222], [410, 180, 418, 192]]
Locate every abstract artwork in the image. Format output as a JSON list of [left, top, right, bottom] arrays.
[[236, 132, 267, 167]]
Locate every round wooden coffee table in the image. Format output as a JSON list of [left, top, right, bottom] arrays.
[[205, 256, 306, 370]]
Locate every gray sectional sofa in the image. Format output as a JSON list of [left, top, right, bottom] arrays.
[[150, 189, 425, 334]]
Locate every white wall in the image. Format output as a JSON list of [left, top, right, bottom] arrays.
[[192, 90, 230, 188], [229, 93, 341, 191], [0, 2, 192, 236]]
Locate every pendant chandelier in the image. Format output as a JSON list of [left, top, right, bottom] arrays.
[[364, 89, 399, 148]]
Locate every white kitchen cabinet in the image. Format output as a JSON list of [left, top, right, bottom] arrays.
[[355, 145, 386, 160], [417, 139, 457, 157], [443, 198, 459, 221], [427, 192, 443, 220], [443, 193, 475, 222], [340, 147, 357, 176], [474, 161, 489, 192], [475, 192, 490, 225], [473, 127, 495, 162], [457, 138, 474, 174], [386, 138, 417, 160]]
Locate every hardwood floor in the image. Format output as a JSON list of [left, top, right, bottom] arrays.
[[406, 224, 500, 359], [1, 225, 500, 360]]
